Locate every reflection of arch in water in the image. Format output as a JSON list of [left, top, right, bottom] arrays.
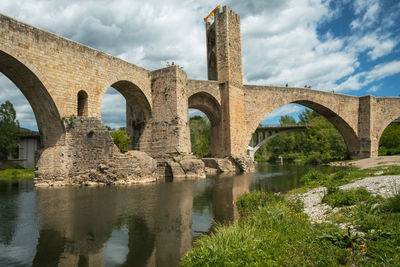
[[188, 92, 223, 157], [0, 50, 64, 148], [120, 216, 155, 267]]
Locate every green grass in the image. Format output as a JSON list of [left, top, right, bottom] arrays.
[[322, 187, 376, 208], [183, 189, 400, 266], [0, 168, 35, 182], [182, 166, 400, 266], [183, 192, 361, 266], [287, 166, 400, 194]]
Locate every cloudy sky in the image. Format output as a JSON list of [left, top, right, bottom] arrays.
[[0, 0, 399, 129]]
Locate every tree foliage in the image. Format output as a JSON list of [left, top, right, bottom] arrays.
[[379, 122, 400, 156], [0, 101, 20, 161], [111, 127, 130, 153], [189, 115, 210, 158], [255, 109, 347, 164]]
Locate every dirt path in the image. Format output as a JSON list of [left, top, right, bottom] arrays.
[[330, 155, 400, 169]]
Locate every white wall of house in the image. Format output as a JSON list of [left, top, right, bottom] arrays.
[[8, 134, 40, 169]]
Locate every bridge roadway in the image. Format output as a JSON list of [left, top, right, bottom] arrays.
[[1, 5, 400, 182]]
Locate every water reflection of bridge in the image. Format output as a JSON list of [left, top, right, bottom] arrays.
[[0, 176, 252, 266]]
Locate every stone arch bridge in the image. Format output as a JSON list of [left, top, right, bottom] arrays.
[[1, 6, 399, 182]]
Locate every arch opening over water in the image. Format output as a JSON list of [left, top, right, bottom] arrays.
[[249, 102, 354, 162], [188, 92, 222, 158], [0, 50, 64, 149], [101, 80, 152, 151]]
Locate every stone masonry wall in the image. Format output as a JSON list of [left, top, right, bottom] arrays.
[[138, 66, 191, 157], [35, 117, 158, 186]]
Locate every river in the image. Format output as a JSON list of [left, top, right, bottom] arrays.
[[0, 163, 338, 266]]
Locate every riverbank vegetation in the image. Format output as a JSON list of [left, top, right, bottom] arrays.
[[189, 116, 210, 158], [182, 166, 400, 266], [255, 110, 347, 164], [188, 109, 400, 162], [110, 127, 130, 153], [379, 122, 400, 156], [0, 100, 20, 161], [0, 168, 35, 182], [291, 165, 400, 194]]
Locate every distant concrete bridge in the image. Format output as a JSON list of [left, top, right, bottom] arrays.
[[247, 125, 308, 160], [1, 6, 400, 180]]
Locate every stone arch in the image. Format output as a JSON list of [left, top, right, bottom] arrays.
[[0, 50, 64, 148], [77, 90, 88, 116], [102, 80, 152, 150], [248, 100, 360, 158], [188, 92, 223, 157]]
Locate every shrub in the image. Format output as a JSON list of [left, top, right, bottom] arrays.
[[380, 193, 400, 213], [378, 146, 387, 156], [300, 169, 328, 186], [323, 188, 373, 208], [306, 151, 322, 165], [288, 197, 304, 213], [236, 191, 284, 217]]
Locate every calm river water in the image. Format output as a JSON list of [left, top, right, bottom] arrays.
[[0, 163, 337, 267]]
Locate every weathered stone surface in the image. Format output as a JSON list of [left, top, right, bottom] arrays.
[[202, 158, 239, 173], [180, 159, 206, 179], [161, 155, 206, 180], [35, 117, 158, 186], [230, 155, 255, 173]]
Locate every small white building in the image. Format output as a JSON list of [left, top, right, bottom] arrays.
[[8, 131, 40, 169]]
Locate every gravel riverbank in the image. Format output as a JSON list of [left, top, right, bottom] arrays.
[[299, 175, 400, 222]]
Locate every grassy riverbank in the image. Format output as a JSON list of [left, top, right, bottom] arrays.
[[0, 168, 35, 182], [182, 166, 400, 266]]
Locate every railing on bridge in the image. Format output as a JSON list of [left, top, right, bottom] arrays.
[[247, 124, 309, 160]]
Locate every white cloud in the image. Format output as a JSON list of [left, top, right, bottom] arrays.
[[0, 0, 399, 128], [263, 104, 303, 121], [336, 60, 400, 91], [351, 0, 380, 30], [367, 84, 381, 92]]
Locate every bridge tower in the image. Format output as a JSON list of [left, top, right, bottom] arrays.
[[205, 6, 248, 156]]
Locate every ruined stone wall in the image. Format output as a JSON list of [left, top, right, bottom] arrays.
[[36, 117, 158, 185]]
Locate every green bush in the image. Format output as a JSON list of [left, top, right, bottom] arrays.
[[235, 191, 284, 217], [306, 151, 322, 165], [381, 193, 400, 213], [323, 188, 373, 208], [300, 169, 328, 186], [378, 146, 387, 156]]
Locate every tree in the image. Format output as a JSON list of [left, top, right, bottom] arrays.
[[298, 109, 319, 124], [111, 128, 130, 153], [189, 116, 211, 158], [0, 101, 20, 161], [379, 123, 400, 155], [254, 110, 348, 163]]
